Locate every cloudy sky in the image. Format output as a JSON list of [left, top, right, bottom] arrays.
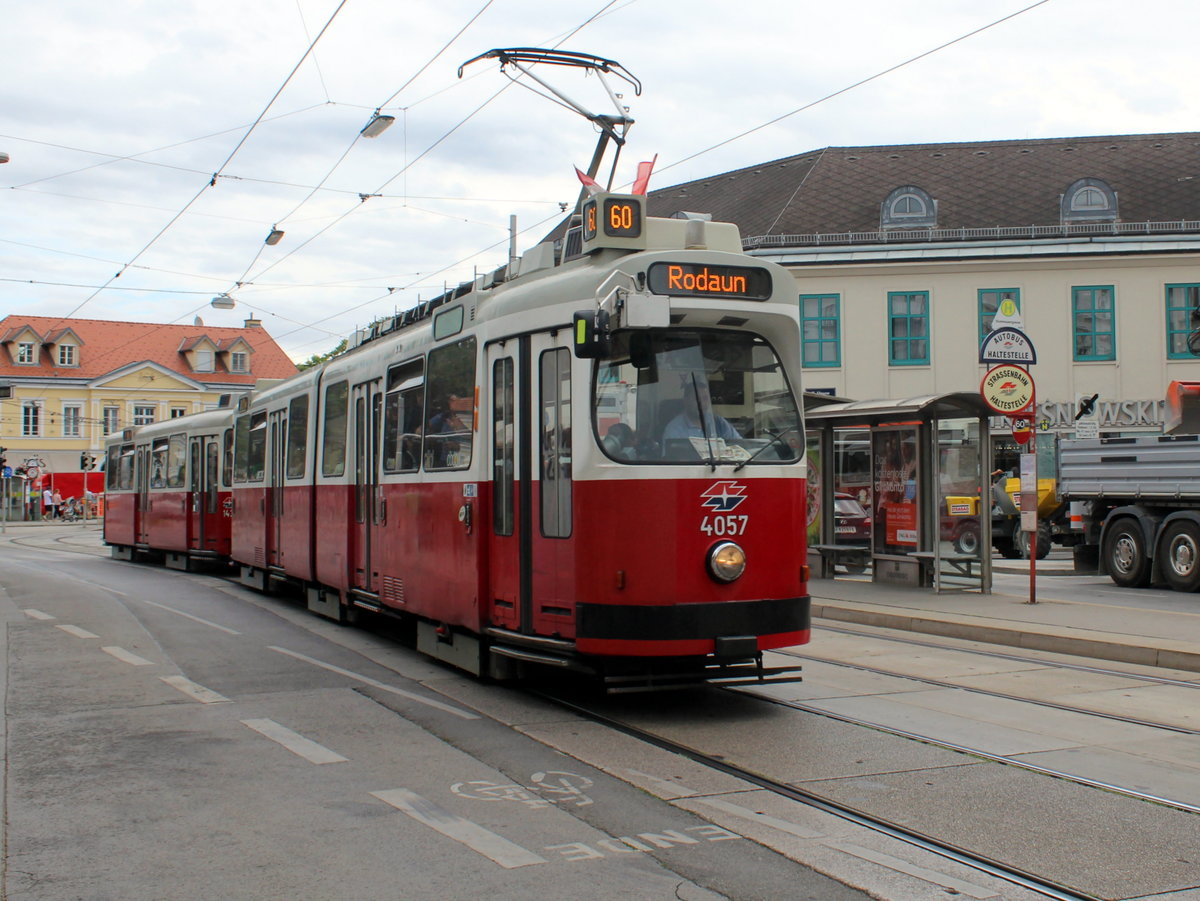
[[2, 0, 1197, 363]]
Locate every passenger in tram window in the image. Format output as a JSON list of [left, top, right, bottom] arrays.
[[663, 380, 740, 444], [603, 422, 637, 460], [428, 395, 469, 434]]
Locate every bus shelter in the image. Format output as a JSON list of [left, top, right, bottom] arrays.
[[804, 392, 993, 593]]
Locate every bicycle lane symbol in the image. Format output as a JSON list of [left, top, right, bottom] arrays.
[[450, 771, 594, 809]]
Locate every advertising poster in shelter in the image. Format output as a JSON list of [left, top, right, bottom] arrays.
[[873, 428, 919, 554], [806, 438, 821, 545]]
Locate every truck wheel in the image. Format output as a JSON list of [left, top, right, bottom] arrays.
[[995, 538, 1022, 559], [1160, 521, 1200, 592], [952, 525, 980, 555], [1103, 519, 1151, 587]]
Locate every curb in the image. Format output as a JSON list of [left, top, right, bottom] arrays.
[[811, 600, 1200, 674]]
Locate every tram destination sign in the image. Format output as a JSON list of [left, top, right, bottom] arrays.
[[646, 262, 772, 300], [981, 364, 1035, 415], [979, 326, 1036, 364]]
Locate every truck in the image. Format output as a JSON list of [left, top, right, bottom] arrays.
[[1057, 433, 1200, 591]]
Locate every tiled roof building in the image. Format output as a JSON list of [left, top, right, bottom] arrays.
[[646, 132, 1200, 437], [0, 314, 297, 500]]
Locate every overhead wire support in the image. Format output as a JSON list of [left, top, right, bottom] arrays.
[[457, 47, 640, 214]]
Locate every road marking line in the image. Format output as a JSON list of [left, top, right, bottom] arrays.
[[138, 599, 240, 635], [101, 646, 155, 666], [371, 789, 547, 869], [241, 718, 347, 764], [56, 625, 99, 639], [161, 675, 229, 704], [23, 609, 55, 621], [268, 646, 479, 720]]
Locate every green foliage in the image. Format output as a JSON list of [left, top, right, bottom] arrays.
[[297, 338, 348, 371]]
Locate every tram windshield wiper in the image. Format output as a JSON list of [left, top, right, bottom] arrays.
[[734, 426, 800, 472], [687, 375, 718, 471]]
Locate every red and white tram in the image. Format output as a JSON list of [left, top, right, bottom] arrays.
[[106, 193, 811, 689], [104, 407, 234, 569]]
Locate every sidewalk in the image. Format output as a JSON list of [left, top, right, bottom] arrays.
[[810, 560, 1200, 674]]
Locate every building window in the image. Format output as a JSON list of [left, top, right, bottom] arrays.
[[1166, 284, 1200, 358], [888, 291, 930, 365], [881, 185, 937, 229], [1072, 286, 1116, 360], [16, 342, 35, 364], [1061, 177, 1118, 222], [979, 289, 1020, 342], [230, 351, 248, 373], [170, 407, 187, 419], [193, 350, 214, 372], [800, 294, 841, 367], [133, 405, 156, 426], [62, 405, 81, 438], [58, 345, 76, 367], [102, 406, 120, 436], [22, 402, 41, 437]]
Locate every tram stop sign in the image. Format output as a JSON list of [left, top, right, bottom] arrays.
[[981, 364, 1035, 416]]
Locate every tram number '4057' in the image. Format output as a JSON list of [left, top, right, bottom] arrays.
[[700, 515, 748, 537]]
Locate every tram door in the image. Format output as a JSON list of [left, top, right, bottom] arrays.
[[266, 410, 287, 566], [486, 333, 576, 638], [134, 445, 150, 544], [188, 434, 222, 551], [350, 379, 384, 595]]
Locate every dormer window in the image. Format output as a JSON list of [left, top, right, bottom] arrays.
[[16, 342, 35, 364], [58, 344, 77, 367], [1061, 177, 1117, 222], [230, 351, 248, 373], [881, 185, 937, 229], [194, 349, 214, 372]]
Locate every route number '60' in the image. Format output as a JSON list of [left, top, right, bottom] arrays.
[[700, 515, 748, 537]]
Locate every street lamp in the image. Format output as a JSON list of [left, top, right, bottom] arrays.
[[0, 152, 9, 164], [360, 112, 395, 138]]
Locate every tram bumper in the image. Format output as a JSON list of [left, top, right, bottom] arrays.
[[574, 595, 810, 658]]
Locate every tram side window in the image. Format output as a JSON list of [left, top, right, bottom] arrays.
[[286, 395, 309, 480], [106, 446, 120, 490], [540, 348, 572, 539], [383, 359, 424, 474], [247, 412, 267, 481], [424, 338, 476, 471], [233, 415, 249, 482], [493, 357, 514, 536], [322, 381, 349, 477], [168, 433, 186, 488], [150, 438, 169, 488]]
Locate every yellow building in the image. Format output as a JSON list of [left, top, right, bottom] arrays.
[[0, 314, 298, 499]]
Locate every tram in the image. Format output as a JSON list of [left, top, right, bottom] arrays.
[[105, 193, 811, 689], [104, 407, 233, 569]]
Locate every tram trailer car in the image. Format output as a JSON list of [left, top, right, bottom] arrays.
[[104, 407, 235, 570], [109, 194, 813, 689]]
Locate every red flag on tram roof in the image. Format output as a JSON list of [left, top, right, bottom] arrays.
[[574, 166, 602, 196], [631, 155, 657, 195]]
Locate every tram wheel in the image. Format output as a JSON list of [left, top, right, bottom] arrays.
[[1160, 520, 1200, 592], [1103, 518, 1151, 588]]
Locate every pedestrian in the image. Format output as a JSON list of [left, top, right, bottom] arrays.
[[51, 488, 63, 519], [41, 486, 54, 520]]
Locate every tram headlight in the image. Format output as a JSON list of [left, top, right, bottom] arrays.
[[707, 541, 746, 583]]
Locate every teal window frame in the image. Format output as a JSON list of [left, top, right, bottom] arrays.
[[888, 291, 930, 365], [1071, 286, 1116, 361], [800, 294, 841, 368], [1166, 283, 1200, 359], [978, 288, 1020, 343]]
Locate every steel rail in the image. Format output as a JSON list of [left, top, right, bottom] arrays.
[[537, 689, 1104, 901]]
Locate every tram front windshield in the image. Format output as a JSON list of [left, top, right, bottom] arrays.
[[593, 328, 802, 466]]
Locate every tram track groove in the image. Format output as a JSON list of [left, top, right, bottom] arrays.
[[534, 688, 1105, 901]]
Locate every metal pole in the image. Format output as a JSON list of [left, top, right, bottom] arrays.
[[1027, 385, 1038, 605]]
